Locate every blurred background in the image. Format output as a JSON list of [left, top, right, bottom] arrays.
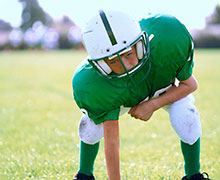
[[0, 0, 220, 51], [0, 1, 220, 179]]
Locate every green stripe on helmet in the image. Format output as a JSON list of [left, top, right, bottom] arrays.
[[99, 10, 117, 46]]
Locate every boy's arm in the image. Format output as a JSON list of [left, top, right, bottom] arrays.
[[103, 120, 121, 180], [129, 75, 198, 121]]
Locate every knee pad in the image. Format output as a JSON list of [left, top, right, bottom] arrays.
[[78, 114, 104, 145], [169, 95, 202, 145]]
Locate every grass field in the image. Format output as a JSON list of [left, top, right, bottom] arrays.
[[0, 49, 219, 180]]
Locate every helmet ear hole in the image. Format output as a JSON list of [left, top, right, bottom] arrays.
[[136, 41, 144, 60], [96, 60, 112, 75]]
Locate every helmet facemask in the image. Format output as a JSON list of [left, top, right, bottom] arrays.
[[89, 32, 150, 79]]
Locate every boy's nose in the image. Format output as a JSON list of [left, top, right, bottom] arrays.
[[121, 57, 136, 70]]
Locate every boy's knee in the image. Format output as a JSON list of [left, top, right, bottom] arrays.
[[169, 95, 202, 145], [78, 114, 104, 145]]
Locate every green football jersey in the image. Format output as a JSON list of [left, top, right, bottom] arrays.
[[72, 14, 194, 124]]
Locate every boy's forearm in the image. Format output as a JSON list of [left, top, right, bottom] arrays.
[[153, 75, 198, 110], [103, 120, 121, 180]]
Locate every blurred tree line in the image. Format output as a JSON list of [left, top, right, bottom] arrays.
[[0, 1, 220, 49], [193, 4, 220, 48], [0, 0, 82, 50], [19, 0, 53, 31]]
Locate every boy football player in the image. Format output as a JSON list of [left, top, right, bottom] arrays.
[[72, 10, 211, 180]]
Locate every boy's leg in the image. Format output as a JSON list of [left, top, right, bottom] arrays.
[[77, 114, 104, 176], [165, 95, 202, 178], [181, 138, 200, 178], [78, 141, 100, 176]]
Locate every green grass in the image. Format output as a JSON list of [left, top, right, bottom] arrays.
[[0, 49, 219, 180]]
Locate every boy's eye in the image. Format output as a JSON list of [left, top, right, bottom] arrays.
[[126, 52, 132, 57], [109, 59, 118, 64]]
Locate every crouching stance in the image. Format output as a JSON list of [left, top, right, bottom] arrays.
[[72, 10, 211, 180]]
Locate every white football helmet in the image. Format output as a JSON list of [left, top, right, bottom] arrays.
[[82, 10, 150, 81]]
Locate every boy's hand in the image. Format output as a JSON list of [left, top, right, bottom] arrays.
[[128, 99, 159, 121]]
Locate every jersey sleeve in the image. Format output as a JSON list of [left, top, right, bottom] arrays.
[[91, 108, 121, 124], [72, 62, 127, 124], [139, 14, 195, 82], [176, 42, 194, 81], [73, 88, 121, 125], [176, 55, 194, 81]]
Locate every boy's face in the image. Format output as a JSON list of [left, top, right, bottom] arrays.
[[104, 46, 138, 74]]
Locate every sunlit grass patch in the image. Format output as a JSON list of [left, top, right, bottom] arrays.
[[0, 49, 219, 179]]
